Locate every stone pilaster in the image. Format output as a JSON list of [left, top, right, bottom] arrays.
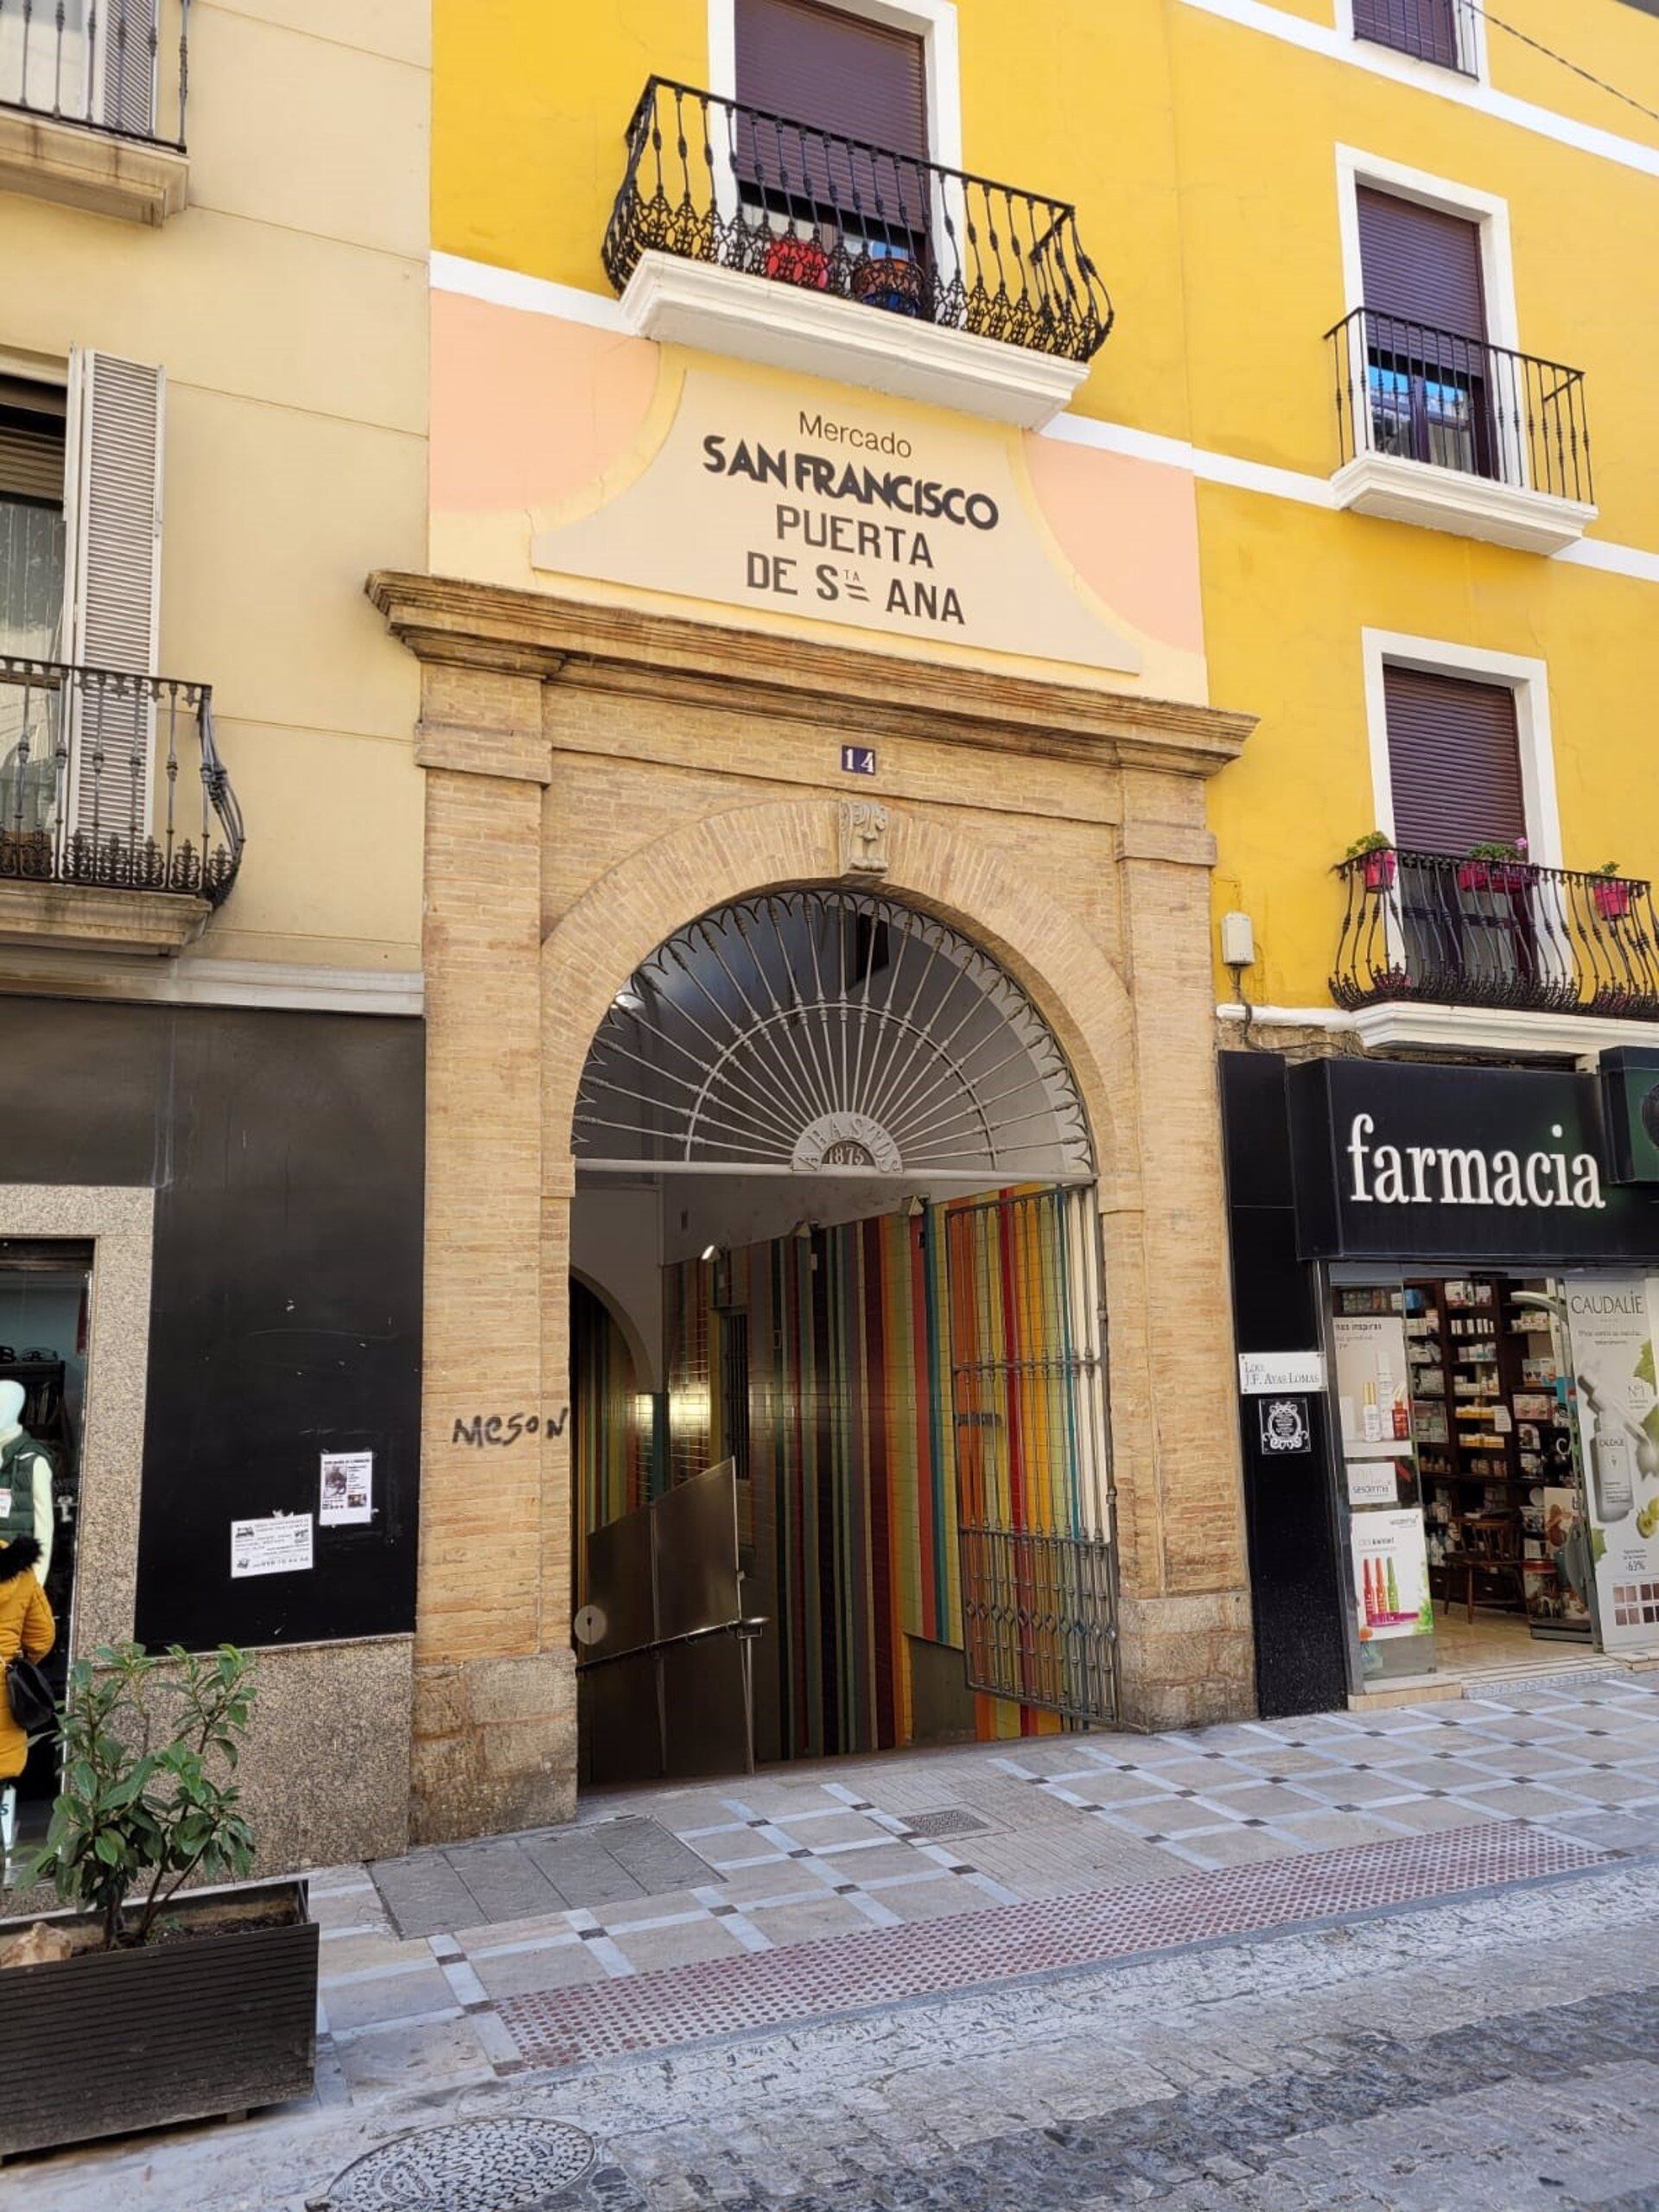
[[411, 662, 575, 1842], [1110, 766, 1255, 1726]]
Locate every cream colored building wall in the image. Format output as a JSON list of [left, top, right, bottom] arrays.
[[3, 2, 429, 978]]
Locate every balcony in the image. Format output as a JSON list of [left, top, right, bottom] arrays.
[[602, 77, 1113, 428], [1327, 308, 1596, 553], [1352, 0, 1478, 75], [0, 0, 191, 224], [0, 657, 242, 952], [1332, 849, 1659, 1052]]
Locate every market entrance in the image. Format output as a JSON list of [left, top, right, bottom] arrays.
[[567, 888, 1116, 1784]]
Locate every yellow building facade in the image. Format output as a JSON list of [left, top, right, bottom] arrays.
[[405, 0, 1659, 1833], [0, 7, 430, 1875]]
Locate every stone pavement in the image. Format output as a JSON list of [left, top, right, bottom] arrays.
[[14, 1669, 1659, 2209]]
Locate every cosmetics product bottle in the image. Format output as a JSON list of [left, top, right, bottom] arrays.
[[1582, 1378, 1635, 1525], [1363, 1380, 1382, 1444]]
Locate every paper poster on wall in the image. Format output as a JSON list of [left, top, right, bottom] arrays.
[[230, 1514, 315, 1580], [1565, 1277, 1659, 1650], [1346, 1460, 1402, 1509], [1351, 1510, 1432, 1639], [1332, 1312, 1412, 1460], [320, 1451, 374, 1528]]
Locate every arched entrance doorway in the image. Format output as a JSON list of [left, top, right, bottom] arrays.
[[571, 887, 1116, 1783]]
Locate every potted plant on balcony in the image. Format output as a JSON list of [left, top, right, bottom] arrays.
[[1344, 831, 1397, 893], [764, 220, 830, 289], [0, 1642, 318, 2159], [851, 241, 925, 316], [1459, 838, 1534, 895], [1365, 964, 1416, 1001], [1593, 863, 1633, 922]]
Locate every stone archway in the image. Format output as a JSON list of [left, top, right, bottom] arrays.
[[373, 571, 1257, 1846], [540, 796, 1141, 1209]]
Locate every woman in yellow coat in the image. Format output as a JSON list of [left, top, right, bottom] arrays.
[[0, 1534, 54, 1786]]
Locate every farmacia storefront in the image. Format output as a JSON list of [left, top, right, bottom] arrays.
[[1223, 1049, 1659, 1713]]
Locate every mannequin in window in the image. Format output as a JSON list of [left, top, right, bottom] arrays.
[[0, 1379, 53, 1586]]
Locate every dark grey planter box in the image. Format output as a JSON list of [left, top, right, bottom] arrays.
[[0, 1878, 317, 2158]]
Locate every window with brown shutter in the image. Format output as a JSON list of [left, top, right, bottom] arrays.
[[1384, 665, 1526, 855], [736, 0, 927, 155], [1352, 0, 1464, 72], [734, 0, 930, 242], [1357, 188, 1494, 476], [1357, 189, 1485, 339]]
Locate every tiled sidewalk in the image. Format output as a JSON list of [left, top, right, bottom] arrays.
[[299, 1669, 1659, 2099], [495, 1820, 1610, 2068]]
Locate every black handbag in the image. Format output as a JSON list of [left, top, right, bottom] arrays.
[[5, 1654, 55, 1738]]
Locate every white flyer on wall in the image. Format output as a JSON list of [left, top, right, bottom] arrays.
[[230, 1514, 315, 1580], [320, 1451, 374, 1528]]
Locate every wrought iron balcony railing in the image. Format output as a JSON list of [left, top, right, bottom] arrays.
[[603, 77, 1113, 365], [1328, 308, 1593, 508], [1352, 0, 1478, 74], [0, 658, 242, 904], [1332, 849, 1659, 1021], [0, 0, 190, 149]]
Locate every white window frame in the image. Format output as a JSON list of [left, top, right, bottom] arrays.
[[709, 0, 962, 170], [1360, 629, 1576, 1014], [1334, 146, 1529, 490], [1335, 144, 1520, 354], [1333, 0, 1488, 90], [1361, 628, 1560, 869]]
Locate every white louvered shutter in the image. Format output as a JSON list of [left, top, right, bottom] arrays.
[[98, 2, 157, 137], [62, 350, 164, 844]]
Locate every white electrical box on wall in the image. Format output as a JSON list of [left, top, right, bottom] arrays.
[[1220, 912, 1255, 969]]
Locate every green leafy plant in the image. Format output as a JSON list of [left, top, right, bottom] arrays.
[[1599, 861, 1622, 876], [23, 1643, 257, 1951], [1466, 838, 1529, 862], [1343, 830, 1394, 860]]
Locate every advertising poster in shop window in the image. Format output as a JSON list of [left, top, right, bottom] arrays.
[[1332, 1311, 1412, 1459], [1565, 1278, 1659, 1651], [1351, 1510, 1433, 1641]]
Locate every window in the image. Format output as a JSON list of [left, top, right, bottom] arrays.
[[0, 378, 67, 661], [1384, 667, 1524, 855], [0, 353, 163, 849], [734, 0, 930, 290], [0, 378, 67, 842], [1384, 666, 1535, 996], [1357, 187, 1493, 479], [1351, 0, 1472, 73]]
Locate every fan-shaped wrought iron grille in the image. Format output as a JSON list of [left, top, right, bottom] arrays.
[[575, 890, 1092, 1177]]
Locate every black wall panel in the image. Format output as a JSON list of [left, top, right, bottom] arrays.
[[1219, 1052, 1349, 1719], [0, 999, 423, 1650]]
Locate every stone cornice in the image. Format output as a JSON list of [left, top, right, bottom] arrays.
[[367, 571, 1255, 781]]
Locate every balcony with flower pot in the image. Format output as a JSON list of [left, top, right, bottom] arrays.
[[601, 77, 1114, 428], [1331, 839, 1659, 1052]]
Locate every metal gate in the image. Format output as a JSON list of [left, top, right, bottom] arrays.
[[945, 1185, 1117, 1724]]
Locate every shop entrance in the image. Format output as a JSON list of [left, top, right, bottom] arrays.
[[0, 1236, 90, 1855], [1328, 1265, 1643, 1690], [567, 888, 1116, 1783]]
